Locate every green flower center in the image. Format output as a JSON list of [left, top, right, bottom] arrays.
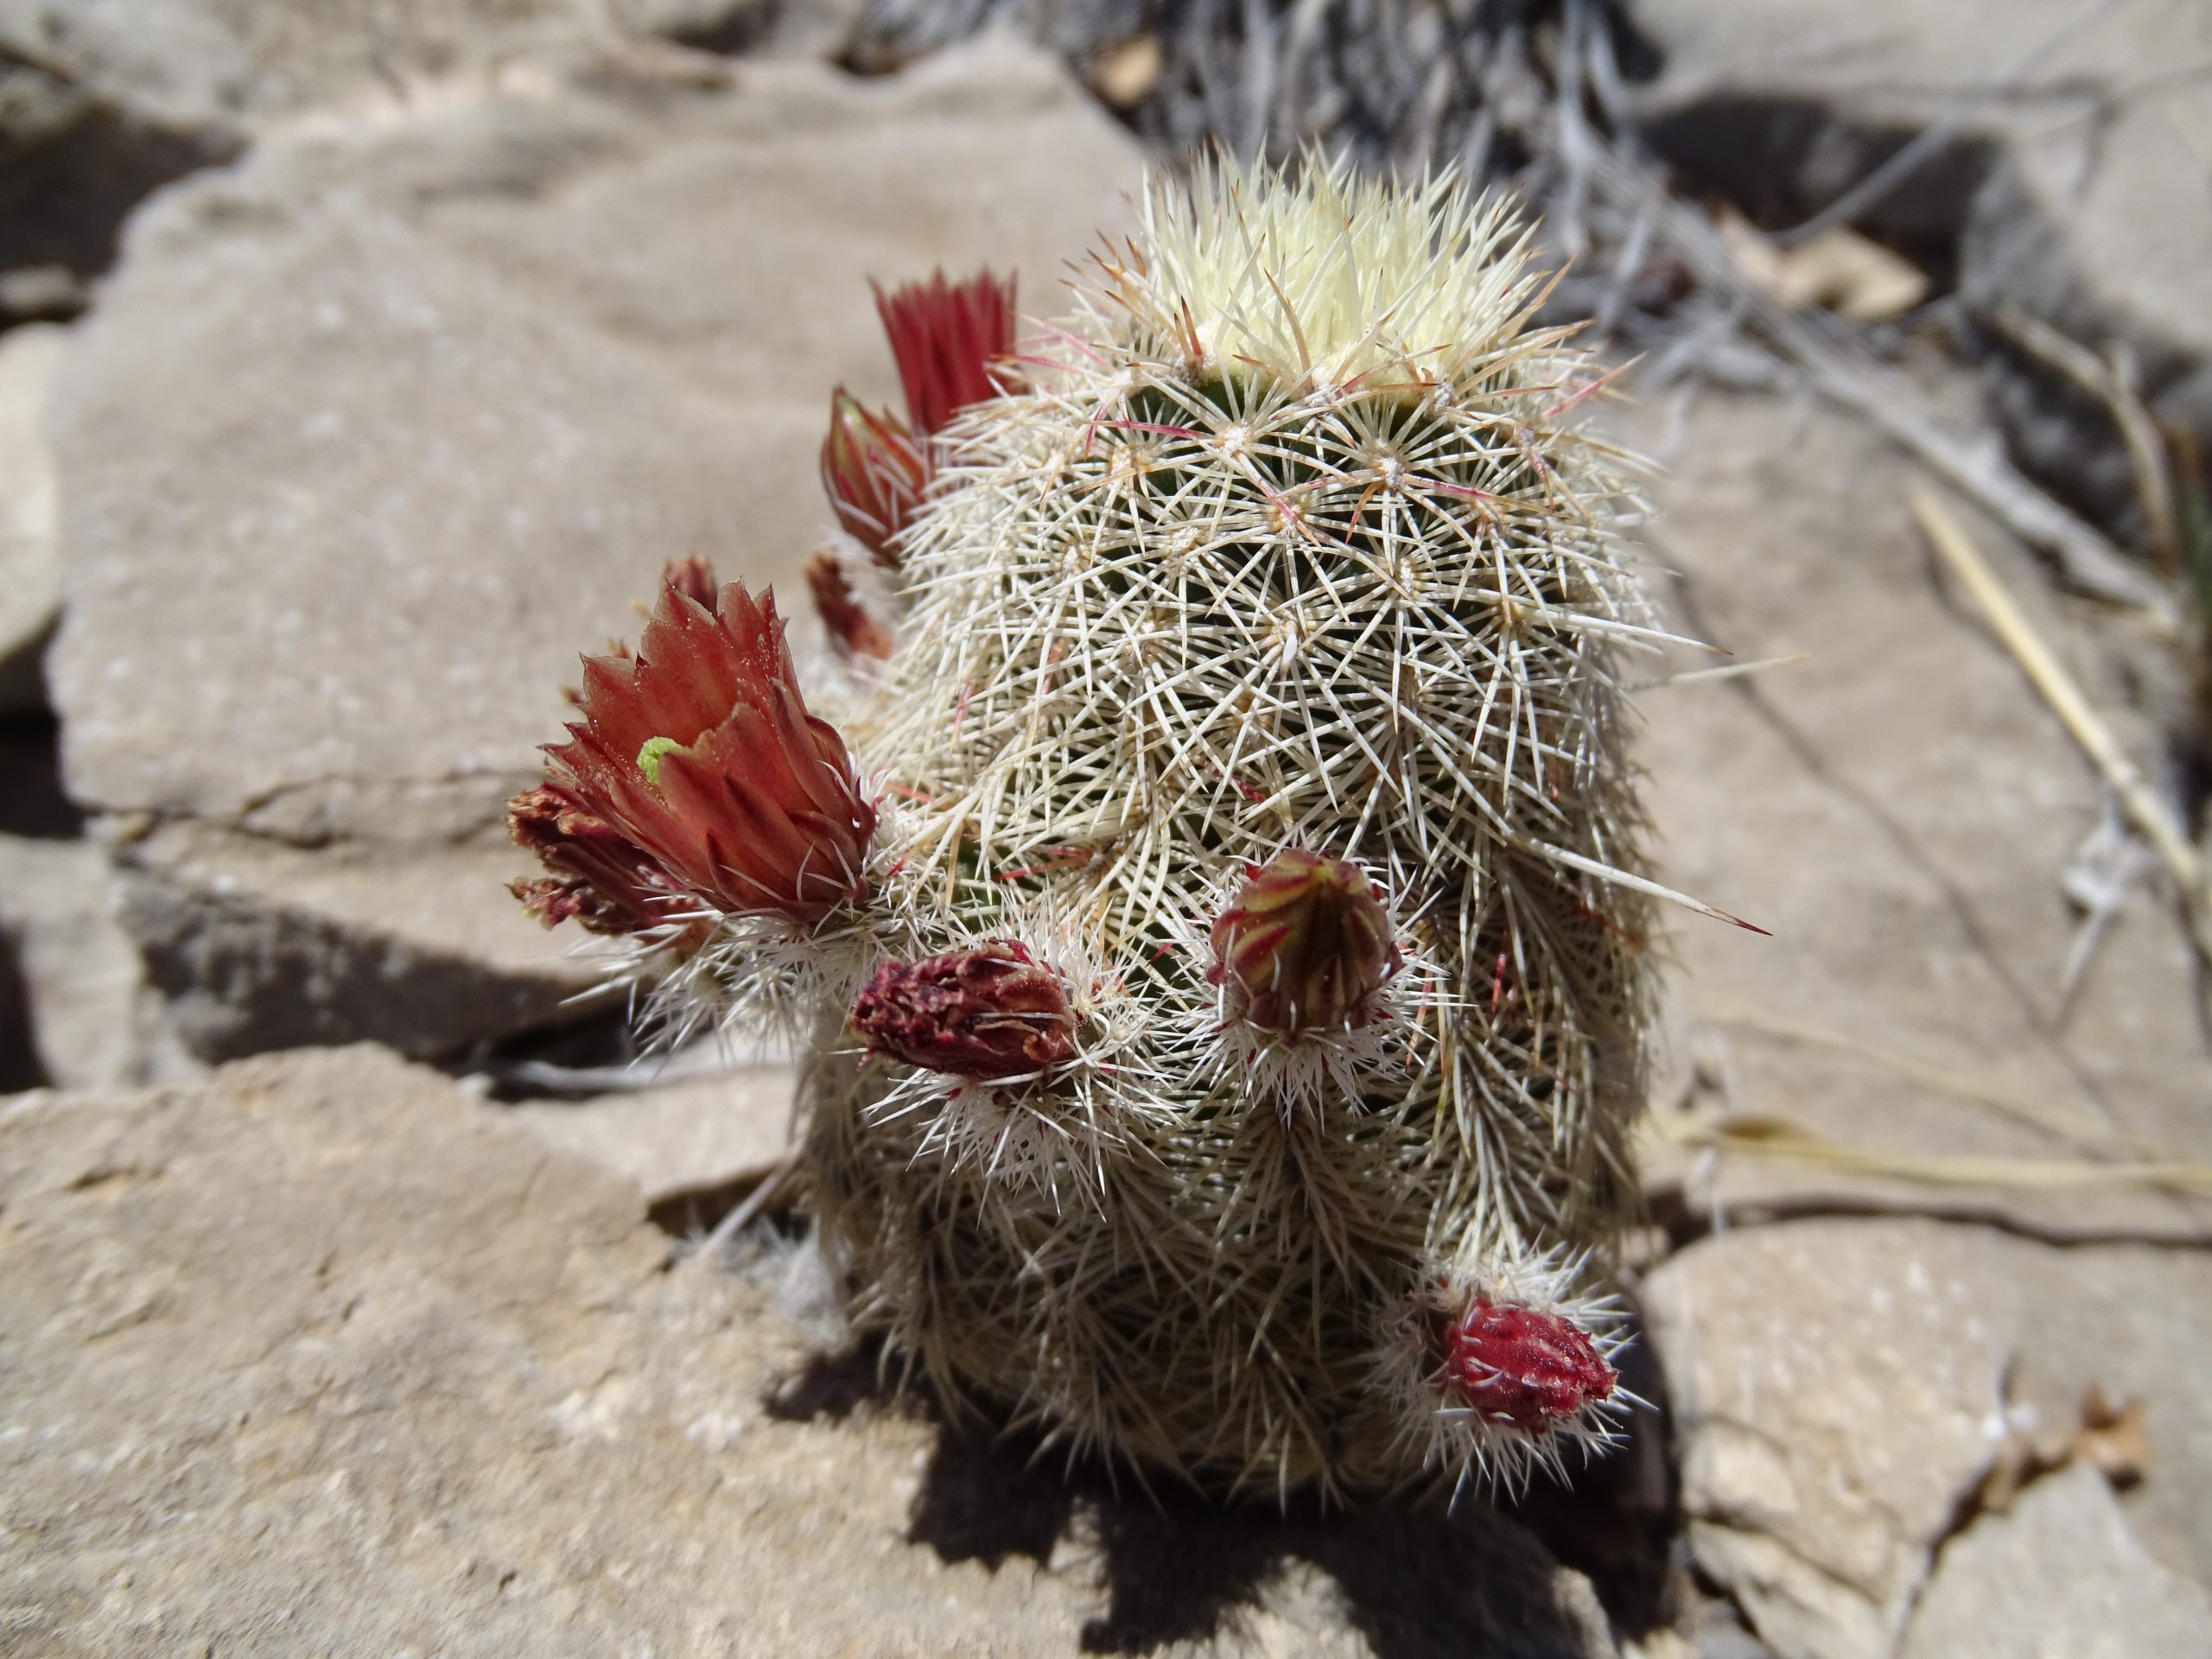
[[636, 735, 681, 785]]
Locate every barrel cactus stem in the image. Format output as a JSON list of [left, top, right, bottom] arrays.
[[508, 153, 1734, 1499]]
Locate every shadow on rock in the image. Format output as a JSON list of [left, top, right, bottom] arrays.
[[766, 1317, 1680, 1658]]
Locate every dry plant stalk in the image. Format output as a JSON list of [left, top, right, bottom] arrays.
[[1908, 486, 2212, 962], [509, 157, 1712, 1501]]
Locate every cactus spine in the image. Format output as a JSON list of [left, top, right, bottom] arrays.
[[515, 155, 1697, 1499]]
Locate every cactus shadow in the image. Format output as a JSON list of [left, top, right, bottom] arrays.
[[766, 1313, 1678, 1658]]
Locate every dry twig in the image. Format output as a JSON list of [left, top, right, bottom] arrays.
[[1700, 997, 2163, 1159], [1572, 136, 2177, 623], [1649, 1111, 2212, 1199], [1908, 486, 2212, 958]]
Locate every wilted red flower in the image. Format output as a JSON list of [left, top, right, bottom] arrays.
[[1442, 1300, 1617, 1434], [1207, 849, 1401, 1037], [806, 550, 894, 660], [506, 783, 692, 938], [851, 940, 1076, 1081], [541, 571, 876, 927], [874, 268, 1017, 437], [821, 389, 928, 567]]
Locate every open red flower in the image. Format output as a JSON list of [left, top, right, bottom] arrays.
[[1208, 849, 1402, 1037], [541, 568, 876, 927], [874, 268, 1017, 437], [850, 941, 1076, 1081], [1442, 1300, 1618, 1434]]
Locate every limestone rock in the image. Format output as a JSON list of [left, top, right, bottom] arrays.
[[0, 322, 67, 709], [48, 38, 1144, 1061], [1643, 1218, 2212, 1659], [0, 45, 238, 322], [0, 832, 195, 1090], [0, 1, 842, 138], [0, 0, 576, 132], [506, 1063, 796, 1211], [0, 1045, 1620, 1657], [1898, 1463, 2212, 1659], [1628, 387, 2212, 1247]]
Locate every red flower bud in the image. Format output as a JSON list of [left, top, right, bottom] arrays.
[[821, 388, 928, 568], [1442, 1300, 1617, 1434], [539, 571, 876, 928], [505, 782, 691, 938], [658, 554, 720, 611], [874, 268, 1017, 437], [806, 549, 893, 660], [1206, 849, 1401, 1037], [851, 941, 1076, 1081]]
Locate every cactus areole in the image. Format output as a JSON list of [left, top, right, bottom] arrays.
[[506, 156, 1720, 1498]]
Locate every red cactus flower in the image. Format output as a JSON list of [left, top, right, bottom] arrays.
[[541, 570, 876, 927], [874, 269, 1017, 437], [806, 550, 893, 660], [1442, 1300, 1617, 1434], [851, 940, 1076, 1081], [1207, 849, 1402, 1037], [821, 388, 928, 567]]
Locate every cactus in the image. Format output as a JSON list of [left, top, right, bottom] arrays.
[[510, 156, 1728, 1499]]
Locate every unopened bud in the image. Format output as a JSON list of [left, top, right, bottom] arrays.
[[1442, 1300, 1617, 1434], [1207, 849, 1400, 1037], [821, 388, 927, 568], [659, 554, 719, 610]]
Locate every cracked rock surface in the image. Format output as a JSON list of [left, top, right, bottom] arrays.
[[505, 1061, 796, 1213], [0, 0, 776, 135], [1625, 383, 2212, 1657], [0, 1045, 1620, 1658], [1634, 385, 2212, 1246], [1644, 1219, 2212, 1659], [47, 36, 1143, 1062], [1897, 1462, 2212, 1659], [1629, 0, 2212, 365]]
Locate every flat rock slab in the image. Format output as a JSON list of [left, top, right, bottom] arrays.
[[1643, 1217, 2212, 1659], [1898, 1463, 2212, 1659], [505, 1063, 796, 1211], [0, 322, 68, 709], [0, 831, 196, 1090], [1631, 385, 2212, 1246], [48, 39, 1145, 1062], [0, 1046, 1620, 1657], [0, 0, 620, 132]]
